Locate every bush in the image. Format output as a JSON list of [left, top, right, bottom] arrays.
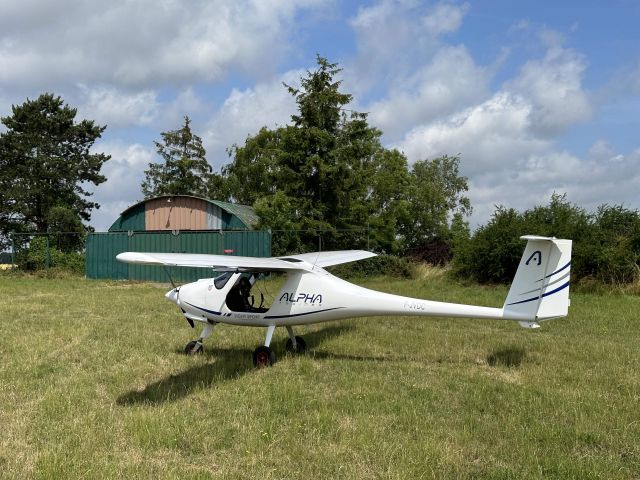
[[17, 236, 85, 274], [582, 205, 640, 285], [452, 207, 528, 283], [406, 238, 452, 266], [327, 254, 414, 279], [452, 194, 640, 286]]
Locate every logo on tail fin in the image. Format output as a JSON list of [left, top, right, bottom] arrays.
[[526, 251, 542, 266]]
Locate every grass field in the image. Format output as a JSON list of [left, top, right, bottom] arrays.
[[0, 272, 639, 479]]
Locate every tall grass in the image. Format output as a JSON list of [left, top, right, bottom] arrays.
[[0, 275, 638, 479]]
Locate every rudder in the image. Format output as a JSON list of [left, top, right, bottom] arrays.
[[503, 236, 572, 326]]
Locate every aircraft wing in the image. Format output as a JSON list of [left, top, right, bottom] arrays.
[[116, 252, 306, 272], [278, 250, 377, 267]]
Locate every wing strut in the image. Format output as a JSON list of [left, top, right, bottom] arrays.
[[163, 265, 177, 288]]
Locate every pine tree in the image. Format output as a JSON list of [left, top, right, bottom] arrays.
[[0, 93, 109, 249], [141, 116, 211, 198]]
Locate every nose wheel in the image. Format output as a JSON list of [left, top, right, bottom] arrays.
[[184, 340, 203, 355], [183, 322, 216, 356]]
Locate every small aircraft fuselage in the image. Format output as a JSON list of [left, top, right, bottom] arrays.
[[168, 264, 508, 329], [117, 237, 572, 366]]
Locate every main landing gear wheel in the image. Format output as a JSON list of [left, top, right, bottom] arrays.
[[184, 340, 203, 355], [253, 346, 276, 368], [285, 336, 307, 354]]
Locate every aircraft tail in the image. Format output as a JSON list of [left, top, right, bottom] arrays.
[[503, 236, 572, 328]]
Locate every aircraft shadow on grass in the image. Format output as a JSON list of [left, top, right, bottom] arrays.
[[116, 323, 388, 406], [486, 347, 526, 367]]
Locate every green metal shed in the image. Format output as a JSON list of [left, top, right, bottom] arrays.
[[87, 195, 271, 282], [108, 195, 259, 232]]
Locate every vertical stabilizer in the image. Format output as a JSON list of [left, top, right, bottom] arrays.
[[503, 236, 572, 324]]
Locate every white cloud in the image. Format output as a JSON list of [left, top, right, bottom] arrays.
[[76, 86, 159, 128], [368, 45, 489, 141], [506, 44, 592, 135], [467, 146, 640, 226], [396, 92, 549, 173], [348, 1, 471, 97], [422, 2, 470, 36], [89, 142, 155, 230], [203, 69, 302, 168], [632, 63, 640, 94], [158, 88, 211, 132], [588, 139, 616, 161], [387, 34, 601, 226], [0, 0, 328, 90]]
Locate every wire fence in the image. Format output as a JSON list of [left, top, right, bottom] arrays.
[[4, 232, 86, 271], [1, 226, 375, 274]]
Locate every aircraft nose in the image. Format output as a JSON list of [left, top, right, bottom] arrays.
[[165, 287, 179, 304]]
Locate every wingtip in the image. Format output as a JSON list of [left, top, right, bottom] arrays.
[[115, 252, 130, 263], [116, 252, 165, 265]]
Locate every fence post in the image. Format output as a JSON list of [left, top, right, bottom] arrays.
[[10, 232, 15, 269], [46, 234, 51, 269]]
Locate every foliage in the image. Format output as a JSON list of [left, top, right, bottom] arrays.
[[453, 193, 640, 285], [141, 116, 211, 198], [401, 155, 471, 251], [0, 93, 109, 249], [327, 254, 414, 279], [216, 56, 468, 255], [452, 206, 529, 284], [46, 206, 86, 252], [580, 204, 640, 284], [17, 236, 84, 274]]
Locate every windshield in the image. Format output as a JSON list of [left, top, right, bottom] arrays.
[[213, 271, 234, 289]]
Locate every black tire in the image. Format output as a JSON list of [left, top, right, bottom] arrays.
[[253, 346, 276, 367], [285, 336, 307, 353], [184, 340, 203, 355]]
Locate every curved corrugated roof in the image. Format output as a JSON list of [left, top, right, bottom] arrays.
[[116, 195, 258, 229], [209, 200, 259, 230]]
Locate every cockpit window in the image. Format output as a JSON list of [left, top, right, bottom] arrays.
[[214, 271, 234, 289]]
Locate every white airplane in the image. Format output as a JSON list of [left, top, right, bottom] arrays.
[[117, 235, 571, 367]]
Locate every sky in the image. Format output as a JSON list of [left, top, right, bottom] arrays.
[[1, 0, 639, 231]]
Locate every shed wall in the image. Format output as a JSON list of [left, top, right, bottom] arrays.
[[145, 196, 212, 231], [205, 203, 224, 229]]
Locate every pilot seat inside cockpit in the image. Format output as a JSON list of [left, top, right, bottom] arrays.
[[225, 275, 269, 313]]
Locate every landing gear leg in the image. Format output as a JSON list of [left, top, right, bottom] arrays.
[[184, 321, 217, 355], [285, 326, 306, 354], [253, 325, 276, 368]]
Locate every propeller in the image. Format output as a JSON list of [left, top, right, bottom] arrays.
[[171, 286, 195, 329]]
